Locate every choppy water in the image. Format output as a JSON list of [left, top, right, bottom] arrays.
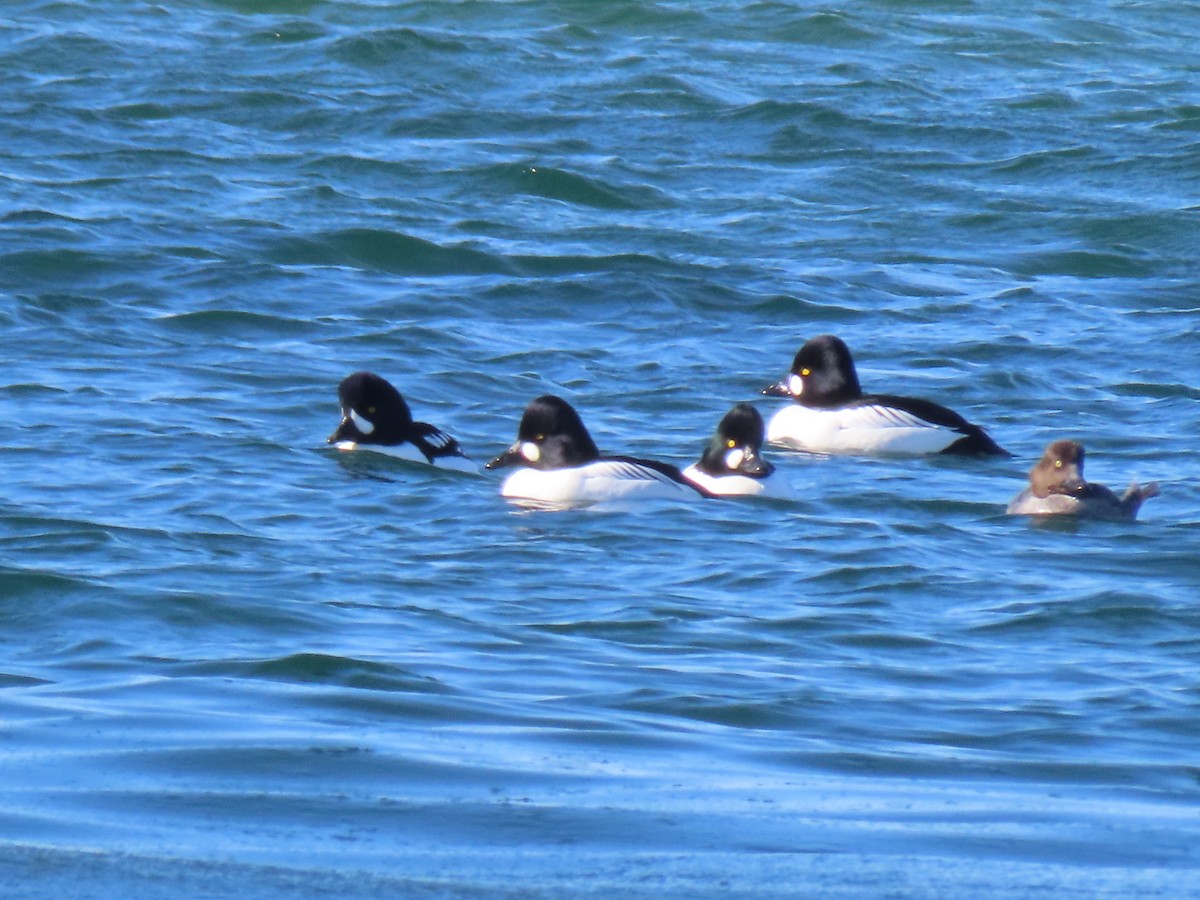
[[3, 1, 1200, 896]]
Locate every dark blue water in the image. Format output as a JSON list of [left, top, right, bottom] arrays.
[[2, 1, 1199, 896]]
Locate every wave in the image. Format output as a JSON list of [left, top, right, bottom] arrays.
[[269, 228, 512, 277], [479, 164, 670, 211], [156, 309, 319, 337]]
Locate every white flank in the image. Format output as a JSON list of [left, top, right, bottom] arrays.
[[500, 461, 700, 504], [336, 440, 479, 473], [766, 404, 958, 455], [682, 464, 795, 499], [431, 453, 480, 474], [1006, 491, 1081, 516]]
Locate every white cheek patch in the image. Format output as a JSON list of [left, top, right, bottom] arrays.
[[349, 408, 375, 435], [788, 374, 804, 397], [724, 448, 745, 470], [520, 441, 540, 463]]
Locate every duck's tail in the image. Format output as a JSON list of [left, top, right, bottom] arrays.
[[1121, 481, 1160, 517]]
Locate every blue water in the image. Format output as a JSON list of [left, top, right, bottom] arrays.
[[3, 1, 1200, 896]]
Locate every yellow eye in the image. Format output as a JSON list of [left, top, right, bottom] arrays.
[[801, 368, 810, 376], [367, 406, 376, 415], [1054, 460, 1063, 468], [726, 439, 736, 448], [535, 434, 544, 441]]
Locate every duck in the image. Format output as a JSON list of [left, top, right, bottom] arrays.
[[327, 371, 477, 472], [761, 334, 1008, 456], [682, 403, 793, 498], [1006, 439, 1159, 520], [484, 394, 708, 504]]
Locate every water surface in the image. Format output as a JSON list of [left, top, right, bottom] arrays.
[[2, 1, 1199, 896]]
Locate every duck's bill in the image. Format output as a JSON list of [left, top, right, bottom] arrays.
[[327, 415, 354, 444], [760, 380, 791, 398], [737, 453, 772, 477], [484, 443, 522, 470]]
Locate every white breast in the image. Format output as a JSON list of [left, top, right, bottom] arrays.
[[681, 464, 794, 499], [1006, 490, 1078, 516], [766, 404, 959, 455]]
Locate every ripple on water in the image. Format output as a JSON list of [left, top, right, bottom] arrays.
[[2, 0, 1200, 894]]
